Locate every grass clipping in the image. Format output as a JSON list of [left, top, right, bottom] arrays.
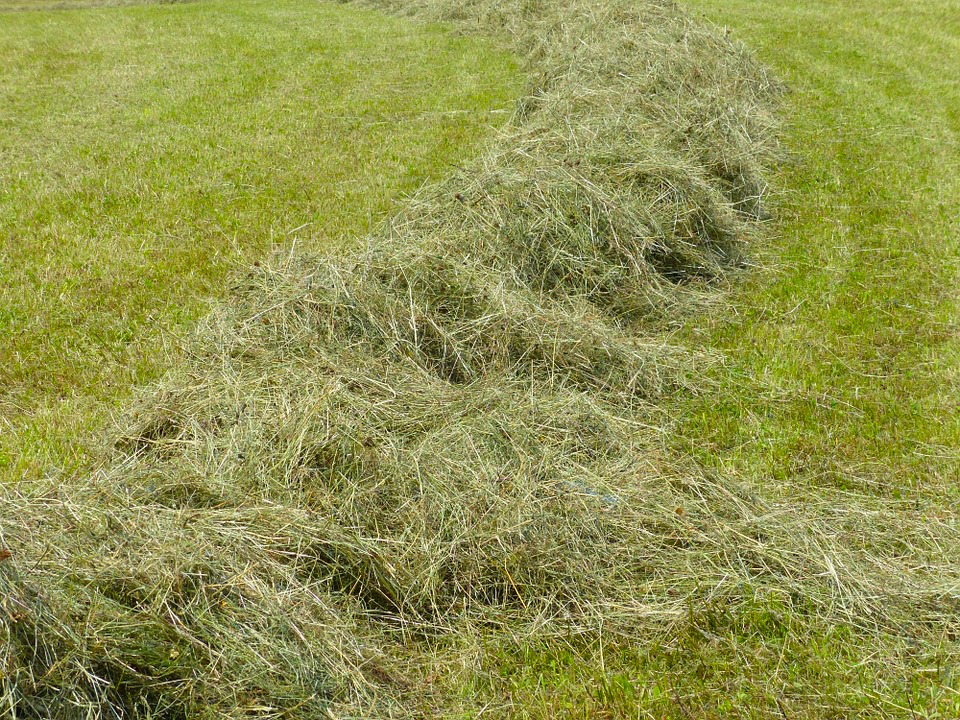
[[3, 0, 957, 717]]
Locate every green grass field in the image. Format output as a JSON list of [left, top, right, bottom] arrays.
[[0, 0, 519, 480], [675, 0, 960, 505], [666, 5, 960, 709], [480, 1, 960, 716], [2, 0, 958, 716]]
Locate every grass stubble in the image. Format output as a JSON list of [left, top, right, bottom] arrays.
[[1, 0, 958, 717]]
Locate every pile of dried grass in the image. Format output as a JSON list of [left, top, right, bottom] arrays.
[[4, 0, 957, 717]]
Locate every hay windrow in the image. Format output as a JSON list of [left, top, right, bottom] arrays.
[[3, 0, 959, 717]]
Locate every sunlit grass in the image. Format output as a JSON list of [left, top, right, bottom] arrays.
[[672, 0, 960, 502], [0, 0, 520, 478], [464, 1, 960, 716], [2, 0, 957, 715]]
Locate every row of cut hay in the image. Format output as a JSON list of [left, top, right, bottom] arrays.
[[4, 0, 958, 717]]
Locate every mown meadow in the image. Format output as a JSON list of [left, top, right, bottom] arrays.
[[0, 0, 520, 480], [1, 0, 958, 717], [490, 1, 960, 716]]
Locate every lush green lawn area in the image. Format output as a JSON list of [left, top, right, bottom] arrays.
[[0, 0, 519, 479], [475, 1, 960, 716], [3, 0, 958, 715], [674, 0, 960, 504]]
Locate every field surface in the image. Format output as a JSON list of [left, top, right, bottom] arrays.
[[0, 0, 519, 479], [491, 0, 960, 716], [1, 0, 959, 717], [677, 0, 960, 515]]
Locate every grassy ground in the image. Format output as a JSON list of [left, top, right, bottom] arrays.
[[3, 0, 958, 716], [0, 0, 519, 480], [1, 1, 788, 716], [674, 0, 960, 504], [481, 1, 960, 716]]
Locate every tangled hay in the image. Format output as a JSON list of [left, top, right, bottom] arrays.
[[3, 0, 958, 717]]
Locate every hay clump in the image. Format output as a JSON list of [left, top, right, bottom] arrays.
[[4, 0, 958, 717]]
